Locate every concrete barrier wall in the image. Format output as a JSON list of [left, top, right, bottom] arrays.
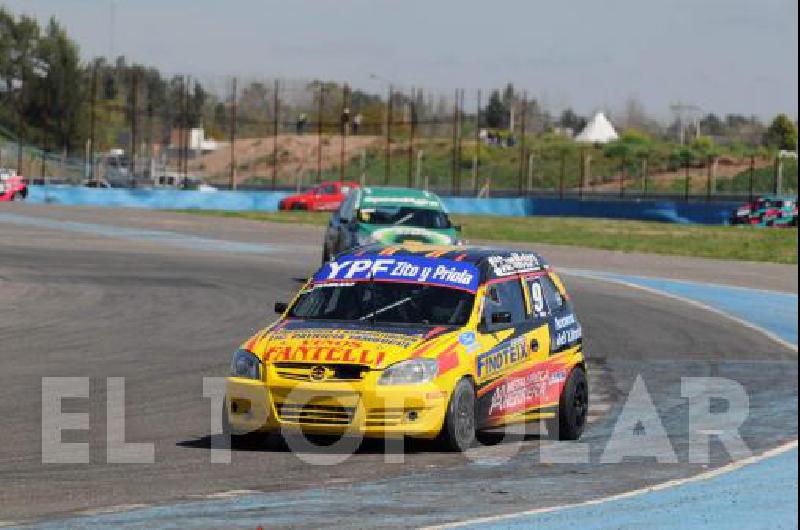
[[28, 186, 290, 212], [26, 186, 738, 225], [443, 197, 739, 224]]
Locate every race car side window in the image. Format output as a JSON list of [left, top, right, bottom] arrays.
[[540, 276, 565, 313], [483, 280, 526, 330], [338, 192, 357, 221]]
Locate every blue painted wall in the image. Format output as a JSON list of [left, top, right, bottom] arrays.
[[27, 186, 739, 225]]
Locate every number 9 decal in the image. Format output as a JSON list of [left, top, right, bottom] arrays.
[[529, 280, 546, 317]]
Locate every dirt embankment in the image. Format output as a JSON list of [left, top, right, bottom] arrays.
[[588, 156, 773, 192], [191, 134, 381, 185]]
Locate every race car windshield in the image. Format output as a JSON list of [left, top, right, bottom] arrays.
[[357, 207, 451, 229], [288, 282, 474, 326]]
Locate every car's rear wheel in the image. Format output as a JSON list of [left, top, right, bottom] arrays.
[[291, 203, 307, 211], [438, 378, 476, 452], [547, 366, 588, 441], [10, 192, 22, 201]]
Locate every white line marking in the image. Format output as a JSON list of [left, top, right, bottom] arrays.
[[561, 269, 798, 354], [195, 489, 262, 499], [424, 440, 799, 529], [76, 504, 151, 516]]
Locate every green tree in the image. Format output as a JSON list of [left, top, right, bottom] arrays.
[[33, 18, 85, 152], [484, 90, 508, 129], [763, 114, 798, 150]]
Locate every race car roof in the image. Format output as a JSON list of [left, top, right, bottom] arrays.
[[358, 186, 445, 211], [339, 244, 550, 283]]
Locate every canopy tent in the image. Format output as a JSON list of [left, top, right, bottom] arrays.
[[575, 112, 619, 144]]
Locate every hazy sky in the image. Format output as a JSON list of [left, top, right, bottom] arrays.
[[3, 0, 798, 119]]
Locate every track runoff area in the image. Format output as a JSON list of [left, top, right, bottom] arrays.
[[0, 204, 796, 529]]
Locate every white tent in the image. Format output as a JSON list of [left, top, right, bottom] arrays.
[[575, 112, 619, 144]]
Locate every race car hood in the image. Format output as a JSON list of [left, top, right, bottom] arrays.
[[244, 319, 459, 369]]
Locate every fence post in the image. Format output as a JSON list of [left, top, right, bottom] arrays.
[[518, 94, 527, 196], [619, 156, 625, 199], [559, 149, 566, 200], [229, 77, 237, 191], [578, 148, 586, 200], [272, 79, 279, 190], [407, 87, 416, 188], [642, 155, 649, 198], [317, 83, 325, 183], [748, 155, 755, 202], [451, 89, 458, 195], [89, 64, 97, 182], [130, 70, 138, 178], [384, 85, 393, 184], [705, 156, 713, 202], [474, 89, 481, 195], [341, 84, 350, 182], [684, 162, 691, 202], [528, 151, 535, 196]]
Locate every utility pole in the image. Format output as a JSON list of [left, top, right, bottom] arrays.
[[229, 77, 237, 190]]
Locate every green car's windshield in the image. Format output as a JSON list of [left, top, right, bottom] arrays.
[[357, 206, 452, 229], [288, 282, 473, 326]]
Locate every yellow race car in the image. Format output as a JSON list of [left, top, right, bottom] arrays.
[[225, 244, 587, 451]]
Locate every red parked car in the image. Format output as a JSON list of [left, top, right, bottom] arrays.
[[278, 181, 359, 212], [0, 169, 28, 202]]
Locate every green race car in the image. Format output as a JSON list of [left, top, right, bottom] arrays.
[[322, 186, 463, 261]]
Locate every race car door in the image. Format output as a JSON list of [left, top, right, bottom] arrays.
[[474, 278, 551, 428]]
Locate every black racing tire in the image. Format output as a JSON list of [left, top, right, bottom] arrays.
[[291, 203, 307, 211], [547, 366, 589, 441], [10, 192, 22, 201], [438, 378, 476, 452]]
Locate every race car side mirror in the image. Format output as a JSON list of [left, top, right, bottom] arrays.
[[274, 302, 288, 314]]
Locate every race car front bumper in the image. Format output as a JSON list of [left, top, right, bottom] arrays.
[[225, 371, 450, 439]]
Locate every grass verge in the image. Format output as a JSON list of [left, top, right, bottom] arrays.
[[174, 209, 798, 264]]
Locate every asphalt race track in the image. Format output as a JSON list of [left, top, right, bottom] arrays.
[[0, 204, 797, 528]]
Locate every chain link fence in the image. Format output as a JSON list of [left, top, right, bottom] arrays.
[[1, 70, 796, 202]]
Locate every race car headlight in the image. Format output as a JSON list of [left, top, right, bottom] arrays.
[[230, 349, 262, 380], [378, 359, 438, 385]]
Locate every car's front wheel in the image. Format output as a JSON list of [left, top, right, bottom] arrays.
[[438, 378, 476, 452], [548, 366, 588, 441]]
